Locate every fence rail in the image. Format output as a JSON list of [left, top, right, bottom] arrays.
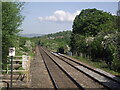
[[1, 55, 31, 88]]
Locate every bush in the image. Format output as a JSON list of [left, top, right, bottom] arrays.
[[90, 36, 103, 61]]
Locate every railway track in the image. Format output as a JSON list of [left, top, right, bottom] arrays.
[[48, 51, 120, 89], [39, 46, 83, 89], [39, 46, 110, 89]]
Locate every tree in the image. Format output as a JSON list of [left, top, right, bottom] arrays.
[[70, 8, 120, 71], [2, 2, 24, 69], [71, 9, 114, 56], [73, 8, 114, 36], [70, 33, 78, 55], [70, 34, 86, 56]]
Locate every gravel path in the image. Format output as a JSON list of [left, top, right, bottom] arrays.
[[29, 46, 53, 88]]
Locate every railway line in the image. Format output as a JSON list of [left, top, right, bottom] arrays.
[[51, 53, 120, 89], [44, 48, 120, 89], [39, 47, 82, 89], [39, 46, 111, 89]]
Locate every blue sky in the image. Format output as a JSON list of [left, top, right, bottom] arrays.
[[20, 2, 118, 34]]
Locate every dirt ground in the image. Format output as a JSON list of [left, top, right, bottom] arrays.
[[29, 46, 53, 88]]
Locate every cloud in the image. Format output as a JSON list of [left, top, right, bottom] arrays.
[[112, 13, 116, 16], [38, 10, 81, 22]]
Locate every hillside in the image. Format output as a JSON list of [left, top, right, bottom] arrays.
[[38, 30, 72, 52]]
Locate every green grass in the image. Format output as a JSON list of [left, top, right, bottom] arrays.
[[71, 56, 120, 76]]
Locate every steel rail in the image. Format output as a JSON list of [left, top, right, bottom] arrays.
[[41, 47, 84, 90], [39, 47, 58, 89], [51, 52, 110, 89], [58, 53, 120, 84], [51, 52, 120, 89]]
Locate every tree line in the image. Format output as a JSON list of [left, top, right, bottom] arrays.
[[70, 8, 120, 72]]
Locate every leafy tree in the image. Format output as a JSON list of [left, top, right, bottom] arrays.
[[90, 36, 103, 60], [2, 2, 24, 69], [70, 8, 120, 72], [110, 32, 120, 71], [70, 34, 86, 56], [73, 8, 114, 36], [70, 33, 78, 55], [71, 8, 114, 56], [104, 32, 120, 72]]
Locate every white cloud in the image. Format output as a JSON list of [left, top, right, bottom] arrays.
[[38, 10, 81, 22], [112, 13, 116, 16]]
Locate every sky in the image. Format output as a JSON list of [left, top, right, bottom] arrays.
[[20, 2, 118, 34]]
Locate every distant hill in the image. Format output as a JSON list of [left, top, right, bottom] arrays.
[[45, 30, 72, 38], [19, 34, 45, 38], [39, 30, 72, 52]]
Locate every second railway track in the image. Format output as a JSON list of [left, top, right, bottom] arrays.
[[51, 53, 120, 89]]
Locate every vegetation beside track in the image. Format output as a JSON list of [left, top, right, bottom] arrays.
[[70, 8, 120, 73], [37, 8, 120, 75]]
